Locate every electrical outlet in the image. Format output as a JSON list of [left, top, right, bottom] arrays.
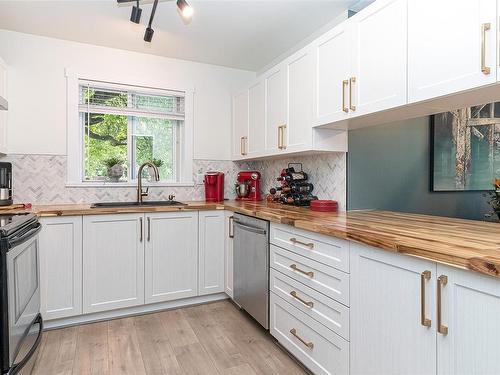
[[196, 173, 205, 185]]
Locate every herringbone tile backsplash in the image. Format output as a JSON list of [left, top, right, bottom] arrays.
[[1, 153, 346, 210]]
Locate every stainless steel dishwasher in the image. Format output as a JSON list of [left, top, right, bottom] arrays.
[[233, 213, 270, 329]]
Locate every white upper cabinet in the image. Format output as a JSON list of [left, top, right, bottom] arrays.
[[265, 66, 287, 153], [83, 214, 145, 314], [350, 0, 407, 116], [286, 47, 314, 151], [437, 264, 500, 375], [313, 22, 352, 126], [232, 90, 248, 159], [408, 0, 497, 103], [248, 80, 266, 156], [144, 212, 198, 304], [0, 57, 7, 155]]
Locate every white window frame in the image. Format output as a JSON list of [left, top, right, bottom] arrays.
[[65, 68, 194, 187]]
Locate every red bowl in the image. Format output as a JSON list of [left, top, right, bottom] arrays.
[[310, 200, 338, 212]]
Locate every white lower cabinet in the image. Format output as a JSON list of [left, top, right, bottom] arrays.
[[198, 210, 225, 295], [224, 211, 234, 298], [39, 216, 82, 320], [437, 264, 500, 375], [270, 293, 349, 375], [350, 242, 437, 375], [144, 212, 198, 304], [83, 214, 145, 313]]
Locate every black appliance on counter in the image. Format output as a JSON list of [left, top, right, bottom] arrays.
[[0, 163, 13, 206], [0, 214, 43, 375]]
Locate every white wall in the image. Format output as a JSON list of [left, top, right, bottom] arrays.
[[0, 30, 255, 160]]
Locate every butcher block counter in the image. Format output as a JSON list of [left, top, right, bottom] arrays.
[[3, 200, 500, 278]]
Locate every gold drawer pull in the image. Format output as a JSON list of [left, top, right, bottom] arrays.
[[290, 264, 314, 278], [420, 270, 431, 327], [349, 77, 356, 111], [290, 328, 314, 349], [290, 291, 314, 308], [290, 238, 314, 249], [481, 22, 491, 74], [437, 274, 448, 335]]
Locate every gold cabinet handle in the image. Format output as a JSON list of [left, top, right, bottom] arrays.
[[349, 77, 356, 111], [290, 238, 314, 249], [481, 23, 491, 74], [342, 80, 349, 113], [290, 328, 314, 349], [420, 270, 431, 327], [147, 217, 151, 242], [290, 264, 314, 278], [277, 124, 287, 150], [437, 274, 448, 335], [139, 217, 143, 242], [240, 136, 244, 155], [290, 291, 314, 308], [277, 126, 282, 149], [228, 216, 234, 238]]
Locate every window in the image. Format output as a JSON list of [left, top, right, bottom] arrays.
[[77, 80, 186, 183]]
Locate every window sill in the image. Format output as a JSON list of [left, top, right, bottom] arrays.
[[66, 181, 196, 188]]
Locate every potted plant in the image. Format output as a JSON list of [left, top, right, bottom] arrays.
[[104, 157, 125, 182], [148, 158, 163, 179], [484, 179, 500, 221]]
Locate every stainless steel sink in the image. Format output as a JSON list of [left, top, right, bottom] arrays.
[[91, 200, 187, 208]]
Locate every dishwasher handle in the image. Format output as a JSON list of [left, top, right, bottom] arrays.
[[233, 219, 267, 235]]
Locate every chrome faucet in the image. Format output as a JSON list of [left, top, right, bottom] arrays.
[[137, 161, 160, 203]]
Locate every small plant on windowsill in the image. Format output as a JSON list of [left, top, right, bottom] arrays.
[[484, 179, 500, 221], [104, 157, 125, 182], [147, 159, 163, 181]]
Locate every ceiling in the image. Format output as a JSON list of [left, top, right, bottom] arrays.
[[0, 0, 365, 71]]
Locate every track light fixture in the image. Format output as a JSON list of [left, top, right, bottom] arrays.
[[177, 0, 193, 20], [130, 0, 142, 24], [118, 0, 193, 43], [144, 0, 158, 42]]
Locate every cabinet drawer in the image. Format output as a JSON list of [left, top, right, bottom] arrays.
[[270, 269, 349, 340], [270, 293, 349, 375], [270, 223, 349, 273], [271, 245, 349, 306]]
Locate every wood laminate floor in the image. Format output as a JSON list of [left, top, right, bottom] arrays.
[[32, 300, 309, 375]]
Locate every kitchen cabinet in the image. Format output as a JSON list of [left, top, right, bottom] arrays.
[[312, 22, 352, 126], [39, 216, 82, 320], [232, 90, 248, 159], [349, 0, 407, 117], [0, 57, 7, 154], [224, 211, 234, 298], [408, 0, 497, 103], [198, 210, 225, 295], [285, 47, 314, 152], [437, 264, 500, 375], [350, 242, 437, 375], [144, 212, 198, 304], [83, 214, 144, 313], [248, 80, 266, 156], [264, 65, 286, 153]]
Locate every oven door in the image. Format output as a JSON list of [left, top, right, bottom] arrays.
[[6, 227, 43, 374]]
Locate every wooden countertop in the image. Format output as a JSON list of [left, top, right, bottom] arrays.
[[2, 200, 500, 279]]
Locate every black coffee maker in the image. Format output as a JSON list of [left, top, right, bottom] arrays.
[[0, 162, 12, 206]]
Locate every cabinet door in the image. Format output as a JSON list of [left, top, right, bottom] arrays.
[[313, 22, 352, 126], [437, 264, 500, 375], [351, 242, 437, 375], [232, 91, 248, 159], [350, 0, 407, 116], [39, 216, 82, 320], [0, 59, 7, 154], [83, 214, 144, 313], [286, 48, 313, 152], [408, 0, 497, 103], [144, 212, 198, 304], [199, 210, 225, 295], [224, 211, 234, 298], [248, 80, 266, 156], [265, 66, 286, 153]]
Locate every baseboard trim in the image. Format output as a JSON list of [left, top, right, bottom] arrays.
[[44, 293, 229, 330]]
